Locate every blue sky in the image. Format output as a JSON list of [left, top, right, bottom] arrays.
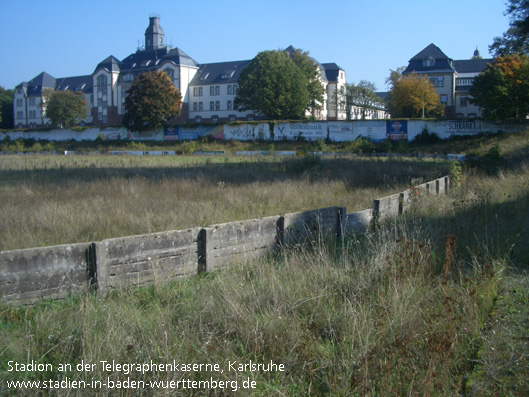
[[0, 0, 510, 91]]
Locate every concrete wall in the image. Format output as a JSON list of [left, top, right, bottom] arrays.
[[0, 177, 450, 305], [0, 243, 93, 304], [201, 216, 281, 272], [95, 228, 202, 293], [1, 120, 525, 143]]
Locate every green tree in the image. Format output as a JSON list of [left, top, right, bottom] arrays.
[[470, 54, 529, 119], [45, 90, 88, 128], [346, 80, 385, 120], [387, 71, 444, 118], [490, 0, 529, 55], [122, 71, 182, 132], [235, 50, 310, 120], [0, 87, 14, 128], [290, 49, 325, 117]]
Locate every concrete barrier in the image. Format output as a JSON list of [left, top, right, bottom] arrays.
[[95, 228, 202, 294], [0, 243, 93, 304], [345, 209, 373, 234], [281, 207, 341, 246], [0, 176, 450, 304], [373, 193, 402, 222], [201, 216, 281, 271]]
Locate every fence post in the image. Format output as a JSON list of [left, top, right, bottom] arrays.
[[276, 216, 285, 248], [372, 199, 380, 229], [86, 243, 97, 293], [198, 228, 209, 273]]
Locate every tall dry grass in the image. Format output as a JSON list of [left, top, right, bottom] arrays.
[[3, 160, 529, 395], [0, 154, 447, 251]]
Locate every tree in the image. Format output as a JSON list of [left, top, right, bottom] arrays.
[[0, 87, 14, 128], [346, 80, 385, 120], [490, 0, 529, 55], [290, 49, 325, 117], [45, 90, 87, 128], [234, 50, 310, 120], [469, 54, 529, 119], [387, 71, 444, 118], [122, 71, 182, 132]]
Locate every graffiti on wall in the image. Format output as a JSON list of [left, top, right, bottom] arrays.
[[386, 121, 408, 141], [274, 122, 326, 141], [163, 125, 224, 141]]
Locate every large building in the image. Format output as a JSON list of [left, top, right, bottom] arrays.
[[403, 43, 493, 118], [13, 16, 348, 129]]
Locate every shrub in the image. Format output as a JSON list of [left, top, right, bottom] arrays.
[[413, 127, 441, 144]]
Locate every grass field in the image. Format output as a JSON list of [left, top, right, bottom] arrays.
[[0, 154, 447, 251], [1, 131, 529, 395]]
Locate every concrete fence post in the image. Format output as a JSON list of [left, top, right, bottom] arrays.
[[372, 199, 380, 228], [198, 228, 208, 273], [277, 216, 285, 248], [86, 243, 97, 292], [337, 207, 347, 238]]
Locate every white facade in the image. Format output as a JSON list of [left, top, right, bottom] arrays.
[[14, 16, 349, 128]]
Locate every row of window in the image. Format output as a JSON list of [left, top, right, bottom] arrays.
[[429, 76, 444, 87], [16, 110, 40, 119], [194, 114, 253, 123], [192, 85, 237, 97], [192, 100, 236, 112], [16, 98, 38, 107]]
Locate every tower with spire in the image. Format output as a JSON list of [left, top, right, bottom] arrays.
[[145, 15, 165, 51]]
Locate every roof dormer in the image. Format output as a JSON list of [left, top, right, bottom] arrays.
[[423, 55, 435, 67]]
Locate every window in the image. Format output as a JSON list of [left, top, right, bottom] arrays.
[[228, 115, 236, 122], [195, 116, 202, 123], [123, 74, 134, 82], [97, 75, 108, 95], [16, 99, 23, 107], [468, 113, 477, 118], [163, 69, 174, 80], [247, 114, 254, 121], [460, 96, 468, 107], [211, 115, 219, 123], [198, 102, 203, 111], [227, 85, 232, 95], [440, 94, 447, 104], [193, 102, 198, 112], [429, 76, 444, 87], [210, 85, 220, 96], [210, 101, 215, 111], [456, 78, 474, 86], [423, 58, 435, 67], [215, 101, 220, 111], [29, 110, 36, 119], [193, 87, 203, 97], [16, 111, 23, 119], [29, 98, 36, 106], [227, 100, 232, 110]]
